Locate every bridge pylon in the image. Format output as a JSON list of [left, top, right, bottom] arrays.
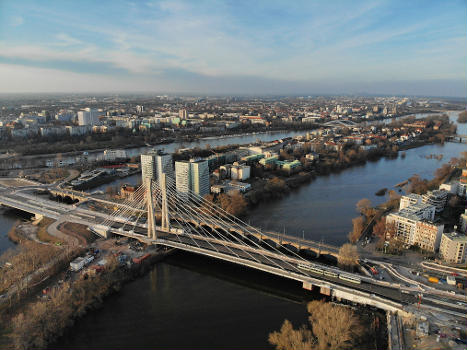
[[145, 178, 156, 239], [160, 173, 170, 232]]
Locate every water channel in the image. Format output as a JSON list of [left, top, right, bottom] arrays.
[[0, 111, 465, 348]]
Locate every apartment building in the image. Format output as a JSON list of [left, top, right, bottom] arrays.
[[175, 159, 210, 198], [439, 232, 467, 264]]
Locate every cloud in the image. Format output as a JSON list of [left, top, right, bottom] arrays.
[[11, 16, 24, 27], [0, 0, 465, 95], [55, 33, 83, 46]]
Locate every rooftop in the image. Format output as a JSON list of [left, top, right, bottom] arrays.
[[442, 232, 467, 242]]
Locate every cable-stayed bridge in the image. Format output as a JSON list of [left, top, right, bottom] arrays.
[[0, 177, 423, 314]]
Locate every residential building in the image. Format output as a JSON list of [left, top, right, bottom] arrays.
[[103, 149, 127, 161], [78, 108, 100, 126], [66, 125, 91, 136], [156, 152, 174, 181], [179, 109, 188, 119], [120, 184, 137, 201], [421, 190, 448, 213], [414, 221, 444, 252], [39, 127, 67, 137], [141, 153, 157, 182], [259, 155, 278, 166], [231, 165, 250, 181], [386, 203, 436, 245], [439, 232, 467, 264], [460, 209, 467, 233], [141, 151, 174, 184], [175, 159, 209, 198], [189, 159, 210, 198], [399, 193, 422, 210], [225, 180, 251, 193]]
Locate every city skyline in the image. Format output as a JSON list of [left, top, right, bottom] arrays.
[[0, 0, 466, 96]]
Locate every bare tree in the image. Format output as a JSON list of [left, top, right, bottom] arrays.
[[269, 300, 365, 350], [338, 243, 359, 269], [348, 216, 365, 243]]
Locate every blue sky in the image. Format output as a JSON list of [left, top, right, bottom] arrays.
[[0, 0, 465, 96]]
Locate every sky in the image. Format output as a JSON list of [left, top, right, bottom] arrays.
[[0, 0, 466, 96]]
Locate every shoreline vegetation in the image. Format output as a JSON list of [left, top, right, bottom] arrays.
[[0, 226, 170, 350], [204, 114, 456, 217], [269, 300, 387, 350], [457, 110, 467, 123], [0, 110, 449, 158], [8, 253, 167, 350]]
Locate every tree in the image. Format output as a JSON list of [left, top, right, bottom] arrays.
[[338, 243, 359, 269], [457, 111, 467, 123], [356, 198, 372, 217], [269, 300, 365, 350], [372, 217, 387, 240], [269, 320, 315, 350], [307, 300, 365, 349], [348, 216, 365, 243]]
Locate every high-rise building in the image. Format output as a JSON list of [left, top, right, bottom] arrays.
[[175, 161, 191, 196], [175, 159, 210, 198], [156, 152, 174, 181], [179, 109, 188, 119], [77, 108, 100, 126], [141, 153, 157, 182], [141, 151, 174, 183]]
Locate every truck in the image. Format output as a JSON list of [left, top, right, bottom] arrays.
[[69, 254, 95, 272], [446, 275, 456, 285]]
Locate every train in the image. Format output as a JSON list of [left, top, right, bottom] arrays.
[[298, 262, 362, 284]]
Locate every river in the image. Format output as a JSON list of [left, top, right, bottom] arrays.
[[1, 111, 465, 348]]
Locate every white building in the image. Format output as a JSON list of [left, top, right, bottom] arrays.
[[421, 190, 448, 213], [386, 203, 436, 245], [66, 125, 91, 136], [175, 159, 210, 198], [78, 108, 100, 126], [399, 193, 422, 210], [414, 220, 444, 252], [460, 209, 467, 233], [156, 152, 174, 181], [39, 127, 67, 137], [231, 165, 250, 181], [439, 232, 467, 264], [103, 149, 127, 161]]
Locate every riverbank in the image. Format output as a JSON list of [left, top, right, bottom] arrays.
[[0, 239, 174, 350]]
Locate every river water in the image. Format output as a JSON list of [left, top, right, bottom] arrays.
[[1, 111, 465, 348]]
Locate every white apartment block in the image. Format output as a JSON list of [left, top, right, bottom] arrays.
[[386, 203, 436, 246], [439, 232, 467, 264], [156, 152, 174, 181], [141, 151, 174, 184], [399, 193, 422, 210], [460, 209, 467, 234], [141, 153, 157, 182], [175, 159, 210, 198], [78, 108, 100, 126], [103, 149, 127, 161], [421, 190, 448, 213], [231, 165, 251, 181], [414, 221, 444, 252]]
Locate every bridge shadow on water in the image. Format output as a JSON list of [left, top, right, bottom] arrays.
[[165, 249, 326, 304]]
